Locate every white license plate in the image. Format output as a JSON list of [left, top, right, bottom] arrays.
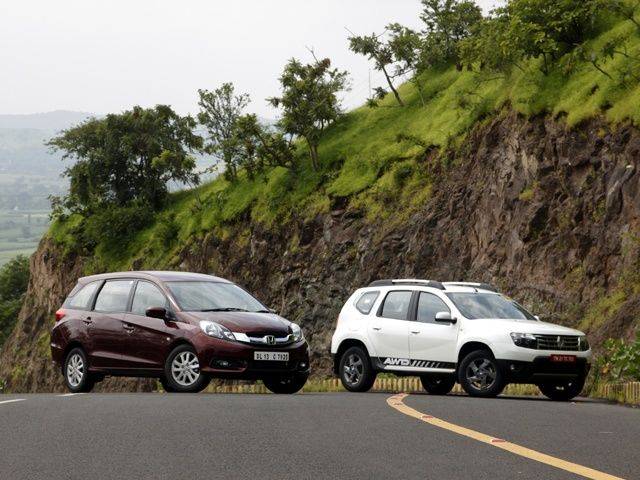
[[254, 351, 289, 361]]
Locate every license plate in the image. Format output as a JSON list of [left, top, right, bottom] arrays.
[[254, 351, 289, 361], [550, 354, 576, 362]]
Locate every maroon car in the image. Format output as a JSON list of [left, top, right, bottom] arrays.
[[50, 271, 309, 394]]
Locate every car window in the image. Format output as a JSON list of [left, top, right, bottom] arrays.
[[445, 292, 536, 320], [379, 291, 412, 320], [417, 292, 450, 323], [166, 281, 266, 312], [94, 280, 134, 313], [131, 282, 167, 316], [355, 291, 379, 314], [65, 282, 100, 310]]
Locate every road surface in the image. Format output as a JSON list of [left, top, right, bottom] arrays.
[[0, 392, 637, 480]]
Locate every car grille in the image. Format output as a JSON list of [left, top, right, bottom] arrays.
[[534, 334, 584, 351]]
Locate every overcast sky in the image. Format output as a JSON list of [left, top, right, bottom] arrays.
[[1, 0, 500, 118]]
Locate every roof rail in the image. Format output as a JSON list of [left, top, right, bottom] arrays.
[[442, 282, 498, 292], [368, 279, 445, 290]]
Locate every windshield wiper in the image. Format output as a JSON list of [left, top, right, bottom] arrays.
[[253, 309, 272, 313], [199, 307, 249, 312]]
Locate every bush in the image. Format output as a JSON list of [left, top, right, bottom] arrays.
[[82, 204, 152, 250], [596, 333, 640, 382]]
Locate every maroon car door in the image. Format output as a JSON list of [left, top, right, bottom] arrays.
[[90, 279, 135, 369], [120, 280, 171, 370]]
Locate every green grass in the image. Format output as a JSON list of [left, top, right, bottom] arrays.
[[48, 15, 640, 272]]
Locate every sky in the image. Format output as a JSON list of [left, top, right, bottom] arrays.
[[0, 0, 501, 118]]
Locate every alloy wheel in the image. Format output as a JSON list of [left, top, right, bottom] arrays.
[[171, 351, 201, 386], [66, 353, 85, 387], [343, 353, 364, 386], [465, 358, 496, 391]]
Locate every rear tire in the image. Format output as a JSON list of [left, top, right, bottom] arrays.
[[63, 347, 95, 393], [420, 374, 456, 395], [538, 377, 585, 401], [458, 350, 505, 398], [163, 345, 210, 393], [339, 346, 376, 392], [263, 373, 308, 394]]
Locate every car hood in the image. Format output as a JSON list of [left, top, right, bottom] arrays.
[[465, 318, 585, 336], [183, 311, 291, 336]]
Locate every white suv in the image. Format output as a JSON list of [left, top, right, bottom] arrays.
[[330, 279, 592, 401]]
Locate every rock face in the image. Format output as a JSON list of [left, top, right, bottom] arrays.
[[2, 112, 639, 392]]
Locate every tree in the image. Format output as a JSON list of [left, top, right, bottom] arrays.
[[386, 23, 428, 105], [230, 114, 296, 177], [48, 105, 202, 212], [348, 31, 405, 106], [498, 0, 601, 75], [268, 57, 349, 170], [0, 255, 29, 347], [197, 83, 250, 181], [458, 14, 525, 72], [606, 0, 640, 30], [420, 0, 483, 67]]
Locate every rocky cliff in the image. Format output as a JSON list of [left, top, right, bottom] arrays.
[[2, 111, 639, 392]]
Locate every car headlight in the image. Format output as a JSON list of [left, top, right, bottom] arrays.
[[510, 332, 537, 349], [578, 335, 590, 351], [290, 322, 303, 342], [200, 321, 236, 341]]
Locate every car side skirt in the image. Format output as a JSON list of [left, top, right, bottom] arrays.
[[371, 357, 456, 373]]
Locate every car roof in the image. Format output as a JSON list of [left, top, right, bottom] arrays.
[[77, 270, 232, 284]]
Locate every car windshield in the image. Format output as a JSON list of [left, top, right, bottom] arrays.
[[445, 292, 536, 320], [167, 281, 267, 312]]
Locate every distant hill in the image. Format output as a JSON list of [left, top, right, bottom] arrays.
[[0, 110, 93, 131], [0, 110, 94, 176]]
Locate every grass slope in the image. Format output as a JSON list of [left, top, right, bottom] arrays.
[[51, 15, 640, 272]]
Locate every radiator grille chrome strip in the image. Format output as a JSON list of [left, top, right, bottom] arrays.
[[231, 332, 294, 345], [534, 334, 582, 351]]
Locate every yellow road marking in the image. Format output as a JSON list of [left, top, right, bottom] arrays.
[[387, 393, 625, 480]]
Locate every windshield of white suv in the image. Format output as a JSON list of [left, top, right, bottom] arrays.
[[445, 293, 536, 320], [167, 281, 267, 312]]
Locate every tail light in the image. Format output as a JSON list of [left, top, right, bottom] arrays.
[[55, 309, 66, 321]]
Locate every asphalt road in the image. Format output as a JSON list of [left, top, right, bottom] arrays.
[[0, 392, 637, 480]]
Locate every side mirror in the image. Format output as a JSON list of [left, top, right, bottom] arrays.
[[269, 308, 277, 314], [534, 315, 540, 321], [146, 306, 169, 320], [435, 311, 457, 324]]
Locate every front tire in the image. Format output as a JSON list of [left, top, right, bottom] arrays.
[[63, 347, 95, 393], [538, 377, 585, 401], [163, 345, 210, 393], [420, 374, 456, 395], [339, 346, 376, 392], [458, 350, 505, 398], [263, 373, 308, 394]]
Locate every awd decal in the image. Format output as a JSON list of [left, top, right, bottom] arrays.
[[381, 358, 453, 369]]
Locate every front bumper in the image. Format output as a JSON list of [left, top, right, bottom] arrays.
[[192, 332, 310, 379], [497, 356, 591, 383]]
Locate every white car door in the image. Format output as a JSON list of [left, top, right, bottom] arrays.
[[409, 291, 459, 364], [367, 290, 412, 361]]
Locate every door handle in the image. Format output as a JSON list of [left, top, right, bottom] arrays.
[[123, 324, 134, 332], [83, 317, 92, 325], [372, 326, 382, 331], [410, 330, 420, 334]]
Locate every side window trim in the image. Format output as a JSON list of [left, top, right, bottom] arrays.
[[129, 280, 169, 315], [376, 289, 414, 320], [414, 291, 451, 324], [92, 278, 136, 314], [354, 290, 380, 315], [88, 280, 105, 311]]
